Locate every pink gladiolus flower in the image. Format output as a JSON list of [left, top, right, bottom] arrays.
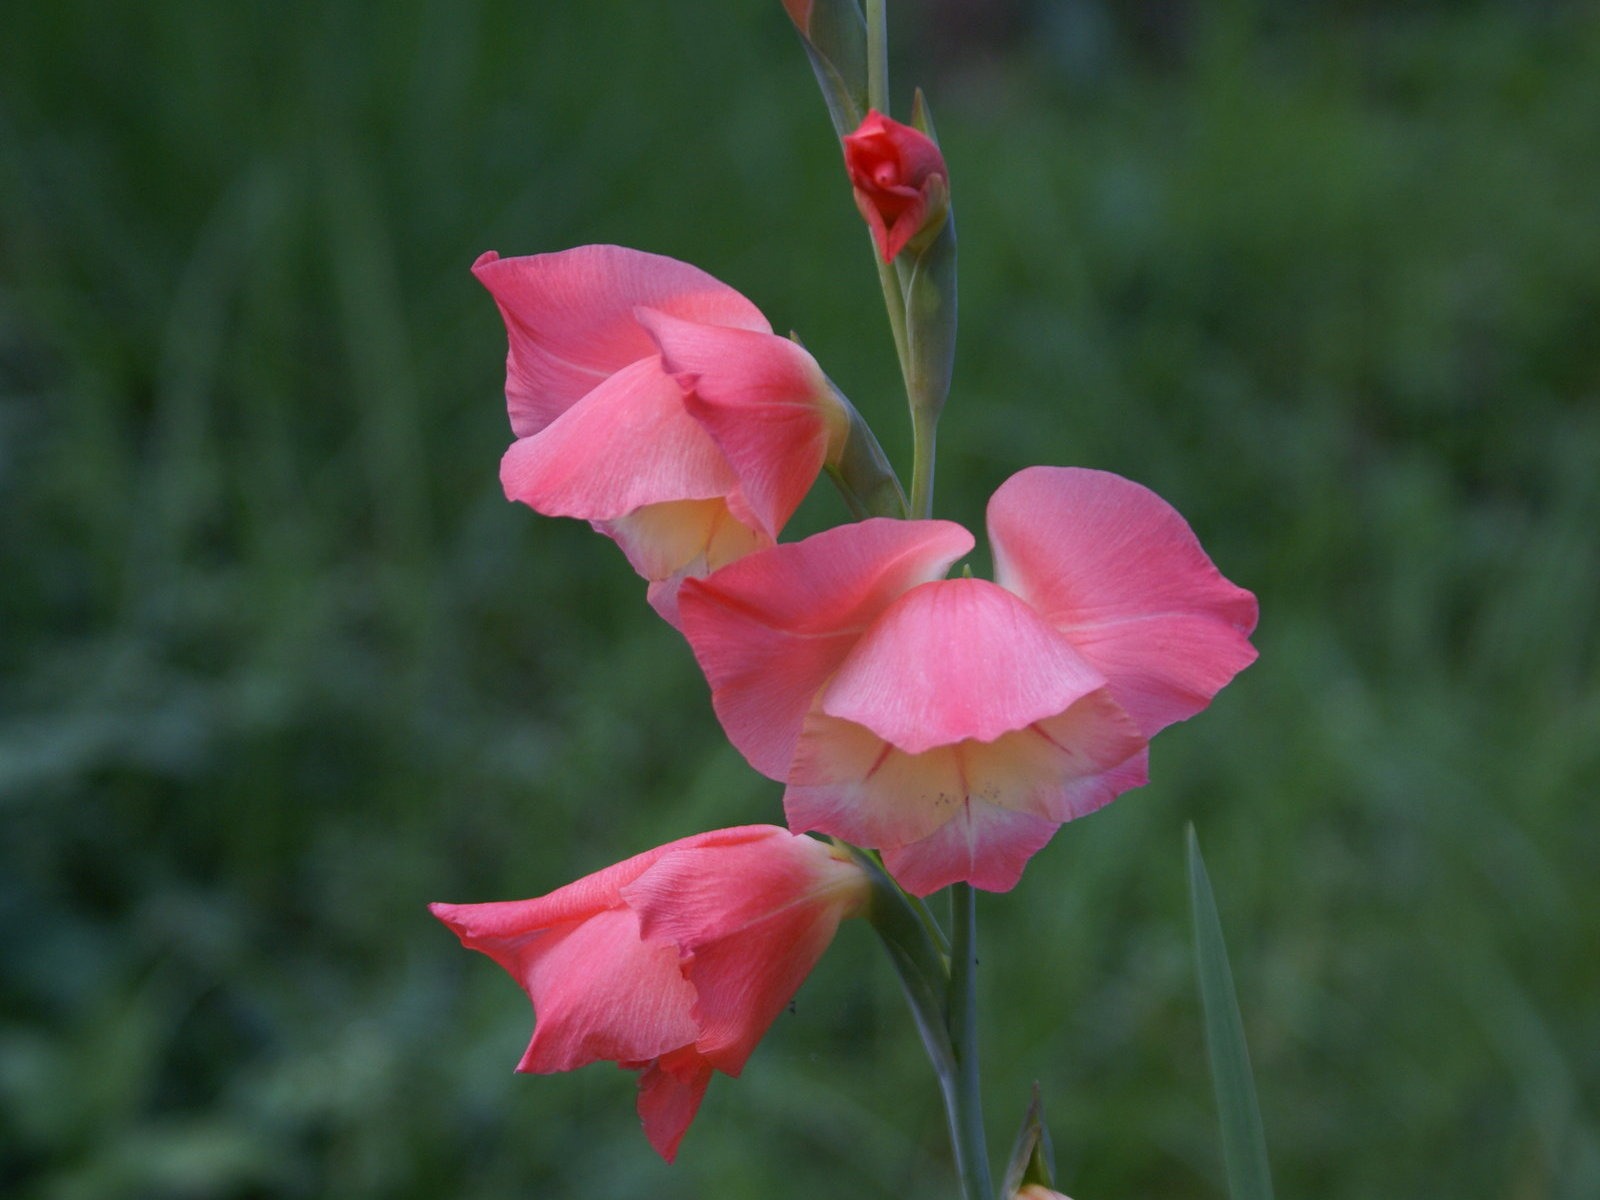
[[842, 110, 949, 262], [679, 467, 1258, 895], [475, 245, 847, 623], [1014, 1188, 1073, 1200], [430, 826, 869, 1162]]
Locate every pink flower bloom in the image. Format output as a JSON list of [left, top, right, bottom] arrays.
[[679, 467, 1258, 895], [842, 111, 949, 262], [430, 826, 869, 1162], [475, 245, 847, 623]]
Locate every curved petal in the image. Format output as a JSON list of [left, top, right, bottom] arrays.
[[678, 519, 974, 779], [820, 577, 1109, 754], [640, 309, 843, 538], [633, 1046, 715, 1164], [786, 693, 1146, 894], [1020, 701, 1150, 821], [989, 466, 1259, 737], [429, 837, 675, 940], [683, 908, 844, 1073], [785, 714, 970, 848], [616, 503, 771, 627], [601, 499, 754, 583], [499, 357, 737, 521], [623, 828, 863, 950], [474, 246, 770, 437], [424, 830, 728, 1075], [475, 906, 696, 1073], [880, 804, 1061, 895], [625, 829, 864, 1074]]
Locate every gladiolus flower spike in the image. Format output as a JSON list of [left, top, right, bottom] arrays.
[[430, 826, 869, 1162], [679, 466, 1258, 897], [475, 244, 852, 625]]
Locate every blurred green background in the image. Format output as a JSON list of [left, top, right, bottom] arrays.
[[3, 0, 1598, 1196]]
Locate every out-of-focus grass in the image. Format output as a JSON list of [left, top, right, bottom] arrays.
[[2, 2, 1597, 1197]]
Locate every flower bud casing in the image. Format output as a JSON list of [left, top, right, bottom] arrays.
[[782, 0, 869, 137], [1000, 1084, 1059, 1198]]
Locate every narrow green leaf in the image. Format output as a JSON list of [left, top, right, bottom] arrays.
[[1187, 825, 1275, 1200]]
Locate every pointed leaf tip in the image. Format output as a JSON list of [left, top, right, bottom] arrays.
[[1187, 825, 1275, 1200], [1001, 1082, 1057, 1196]]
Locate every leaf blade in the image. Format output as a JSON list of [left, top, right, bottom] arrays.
[[1187, 824, 1275, 1200]]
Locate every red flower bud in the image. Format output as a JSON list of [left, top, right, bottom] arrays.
[[842, 110, 949, 262]]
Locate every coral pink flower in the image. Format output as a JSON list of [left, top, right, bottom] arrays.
[[430, 826, 869, 1162], [475, 245, 847, 623], [842, 111, 949, 262], [679, 467, 1258, 895]]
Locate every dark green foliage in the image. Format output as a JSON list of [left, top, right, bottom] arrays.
[[2, 2, 1597, 1196]]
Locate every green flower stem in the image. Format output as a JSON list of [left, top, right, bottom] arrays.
[[909, 405, 938, 520], [860, 858, 992, 1200], [876, 255, 912, 389], [854, 11, 983, 1196], [947, 881, 994, 1200], [866, 0, 888, 115]]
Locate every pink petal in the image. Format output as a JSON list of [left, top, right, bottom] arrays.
[[819, 577, 1109, 754], [621, 504, 772, 627], [473, 246, 770, 437], [989, 467, 1259, 737], [437, 903, 697, 1073], [623, 828, 865, 1073], [785, 714, 974, 848], [639, 309, 842, 538], [429, 837, 674, 939], [679, 913, 841, 1072], [623, 828, 857, 949], [633, 1046, 715, 1163], [880, 804, 1062, 895], [1021, 700, 1151, 819], [678, 519, 974, 779], [499, 357, 736, 521], [426, 832, 724, 1074], [786, 694, 1147, 894], [643, 515, 774, 630]]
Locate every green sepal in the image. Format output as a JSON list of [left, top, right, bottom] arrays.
[[899, 91, 956, 424], [788, 0, 869, 138], [902, 202, 956, 424], [1000, 1083, 1057, 1197], [844, 842, 955, 1077], [910, 85, 940, 142], [824, 378, 908, 519]]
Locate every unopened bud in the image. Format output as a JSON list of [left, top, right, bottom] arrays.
[[842, 110, 950, 263]]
